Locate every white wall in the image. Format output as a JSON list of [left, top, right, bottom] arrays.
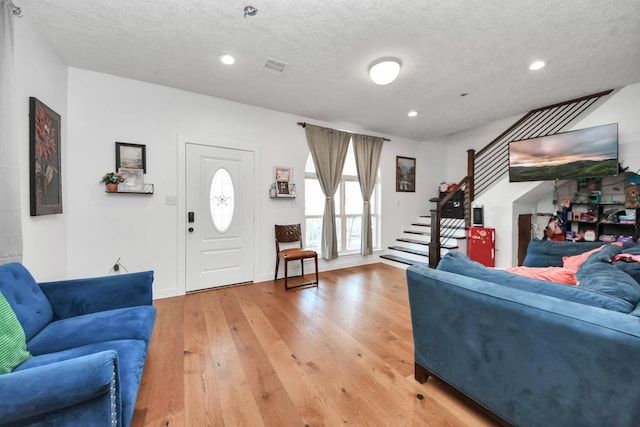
[[14, 14, 68, 281], [62, 68, 439, 298], [11, 8, 443, 297]]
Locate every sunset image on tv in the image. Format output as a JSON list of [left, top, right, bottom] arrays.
[[509, 123, 618, 182]]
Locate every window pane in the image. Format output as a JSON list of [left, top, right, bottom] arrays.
[[336, 217, 342, 250], [346, 216, 362, 251], [335, 186, 342, 215], [305, 155, 316, 173], [342, 143, 357, 176], [209, 168, 234, 232], [305, 217, 322, 251], [345, 181, 363, 215], [305, 178, 324, 215], [370, 215, 378, 248]]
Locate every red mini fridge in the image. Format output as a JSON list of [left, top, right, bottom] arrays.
[[467, 227, 495, 267]]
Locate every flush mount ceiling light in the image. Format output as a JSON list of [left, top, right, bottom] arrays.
[[408, 111, 418, 117], [368, 58, 401, 85], [220, 54, 235, 65], [529, 60, 546, 71]]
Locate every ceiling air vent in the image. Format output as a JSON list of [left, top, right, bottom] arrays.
[[262, 58, 288, 75]]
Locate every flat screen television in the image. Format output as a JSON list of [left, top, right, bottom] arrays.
[[508, 123, 618, 182]]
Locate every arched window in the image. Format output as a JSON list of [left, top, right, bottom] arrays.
[[304, 144, 381, 254]]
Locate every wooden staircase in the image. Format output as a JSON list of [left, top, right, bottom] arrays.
[[380, 217, 466, 268]]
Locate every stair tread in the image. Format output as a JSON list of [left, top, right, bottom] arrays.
[[411, 222, 465, 230], [388, 246, 429, 257], [397, 237, 458, 249], [380, 254, 427, 267]]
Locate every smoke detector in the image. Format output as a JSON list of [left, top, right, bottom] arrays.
[[243, 6, 258, 18], [262, 58, 288, 75]]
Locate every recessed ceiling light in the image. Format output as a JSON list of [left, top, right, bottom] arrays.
[[368, 58, 401, 85], [529, 60, 545, 71], [408, 111, 418, 117], [220, 54, 235, 65]]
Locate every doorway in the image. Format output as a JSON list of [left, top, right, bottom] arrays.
[[184, 143, 255, 291]]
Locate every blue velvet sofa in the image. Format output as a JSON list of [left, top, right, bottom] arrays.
[[407, 239, 640, 427], [0, 263, 156, 427]]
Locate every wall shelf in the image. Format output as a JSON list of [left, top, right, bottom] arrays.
[[106, 183, 154, 195], [269, 194, 296, 199]]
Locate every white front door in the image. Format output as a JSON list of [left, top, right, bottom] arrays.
[[185, 143, 254, 291]]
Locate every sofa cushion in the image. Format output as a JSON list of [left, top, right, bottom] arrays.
[[613, 246, 640, 285], [15, 339, 148, 427], [0, 292, 32, 374], [26, 305, 156, 356], [0, 263, 53, 341], [438, 252, 634, 313], [523, 239, 606, 267], [575, 245, 640, 307]]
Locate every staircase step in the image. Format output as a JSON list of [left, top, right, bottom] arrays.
[[397, 237, 458, 249], [380, 254, 427, 267], [388, 246, 429, 257], [404, 230, 429, 236]]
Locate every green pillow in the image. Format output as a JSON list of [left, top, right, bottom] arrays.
[[0, 291, 32, 374]]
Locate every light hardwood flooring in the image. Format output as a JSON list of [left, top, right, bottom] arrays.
[[132, 263, 497, 427]]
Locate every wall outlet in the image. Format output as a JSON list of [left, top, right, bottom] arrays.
[[165, 195, 177, 205]]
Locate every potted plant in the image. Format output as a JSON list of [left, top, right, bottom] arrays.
[[101, 172, 124, 192]]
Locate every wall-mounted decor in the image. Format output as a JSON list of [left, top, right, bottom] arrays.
[[117, 168, 144, 192], [277, 181, 290, 196], [275, 167, 291, 182], [270, 166, 296, 198], [29, 97, 62, 216], [396, 156, 416, 192], [116, 142, 146, 173]]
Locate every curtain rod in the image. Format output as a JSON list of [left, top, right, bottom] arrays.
[[296, 122, 390, 142]]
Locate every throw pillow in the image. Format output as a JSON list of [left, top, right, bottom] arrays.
[[563, 243, 622, 273], [0, 291, 32, 374], [504, 266, 577, 285]]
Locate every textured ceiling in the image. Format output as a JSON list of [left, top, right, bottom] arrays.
[[19, 0, 640, 141]]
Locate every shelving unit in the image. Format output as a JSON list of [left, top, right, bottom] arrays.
[[567, 203, 637, 242]]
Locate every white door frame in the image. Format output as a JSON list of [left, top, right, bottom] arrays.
[[176, 135, 261, 295]]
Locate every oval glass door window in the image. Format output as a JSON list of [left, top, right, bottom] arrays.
[[210, 168, 235, 232]]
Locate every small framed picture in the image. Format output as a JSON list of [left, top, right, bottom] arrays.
[[275, 167, 291, 182], [116, 142, 146, 173], [276, 181, 290, 197], [118, 168, 144, 192], [396, 156, 416, 192]]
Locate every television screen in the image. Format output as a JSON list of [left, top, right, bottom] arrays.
[[508, 123, 618, 182]]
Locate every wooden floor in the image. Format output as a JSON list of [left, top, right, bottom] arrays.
[[132, 263, 497, 427]]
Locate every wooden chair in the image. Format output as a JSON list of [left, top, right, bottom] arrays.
[[274, 224, 319, 290]]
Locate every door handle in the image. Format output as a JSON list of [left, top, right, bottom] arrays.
[[188, 211, 195, 223]]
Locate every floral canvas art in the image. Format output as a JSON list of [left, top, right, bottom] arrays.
[[29, 97, 62, 215]]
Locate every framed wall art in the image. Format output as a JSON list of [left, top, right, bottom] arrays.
[[117, 168, 145, 192], [275, 167, 291, 182], [396, 156, 416, 192], [29, 97, 63, 216], [116, 142, 146, 173]]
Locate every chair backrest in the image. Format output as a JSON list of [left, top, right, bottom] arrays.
[[275, 224, 303, 249]]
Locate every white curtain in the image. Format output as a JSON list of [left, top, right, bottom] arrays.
[[305, 125, 351, 260], [353, 134, 384, 255], [0, 1, 22, 264]]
